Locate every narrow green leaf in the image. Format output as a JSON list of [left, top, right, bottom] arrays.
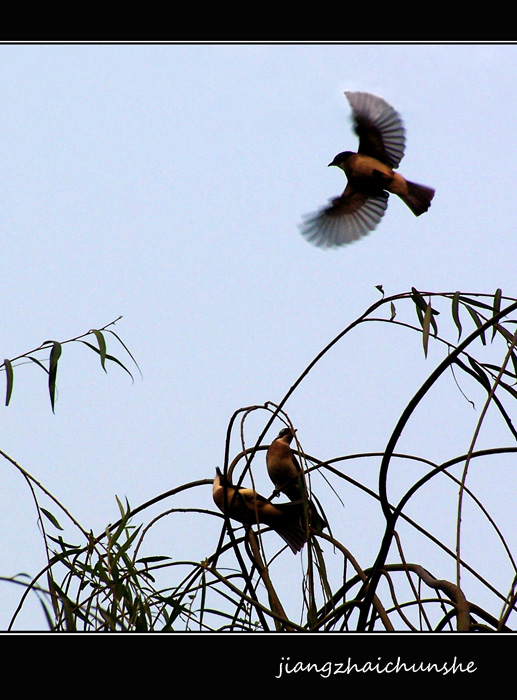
[[50, 582, 77, 631], [94, 559, 111, 585], [38, 597, 59, 631], [111, 525, 142, 567], [484, 362, 517, 381], [28, 356, 49, 374], [376, 284, 384, 296], [422, 303, 432, 358], [467, 357, 491, 391], [390, 302, 396, 321], [457, 295, 493, 311], [429, 303, 438, 337], [411, 287, 428, 312], [48, 550, 81, 569], [4, 358, 13, 406], [412, 289, 439, 339], [493, 288, 502, 313], [502, 326, 517, 381], [415, 303, 424, 328], [466, 306, 486, 345], [48, 341, 62, 412], [137, 555, 171, 564], [91, 329, 107, 372], [452, 291, 462, 340], [109, 501, 133, 547], [411, 288, 440, 316], [115, 494, 130, 519], [106, 329, 142, 378], [46, 533, 82, 551], [492, 323, 515, 344], [41, 507, 64, 531], [80, 341, 135, 382], [492, 288, 502, 341]]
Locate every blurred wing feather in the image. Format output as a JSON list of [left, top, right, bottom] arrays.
[[345, 91, 406, 169], [300, 190, 389, 248]]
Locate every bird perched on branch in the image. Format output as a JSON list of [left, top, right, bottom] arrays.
[[300, 91, 435, 247], [212, 467, 307, 554], [266, 427, 326, 534]]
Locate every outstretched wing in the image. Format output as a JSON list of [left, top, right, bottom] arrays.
[[300, 188, 389, 248], [345, 91, 406, 169]]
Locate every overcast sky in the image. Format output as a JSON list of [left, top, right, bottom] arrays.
[[1, 43, 516, 631]]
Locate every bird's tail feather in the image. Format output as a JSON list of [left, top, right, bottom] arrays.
[[277, 524, 308, 554], [400, 181, 435, 216]]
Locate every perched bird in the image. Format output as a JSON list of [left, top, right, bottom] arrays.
[[266, 427, 326, 534], [300, 91, 435, 247], [212, 467, 307, 554]]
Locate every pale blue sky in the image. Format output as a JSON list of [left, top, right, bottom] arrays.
[[1, 43, 516, 630]]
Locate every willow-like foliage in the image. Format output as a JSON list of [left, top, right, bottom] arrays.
[[3, 290, 517, 631]]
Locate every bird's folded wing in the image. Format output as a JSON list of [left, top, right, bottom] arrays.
[[300, 189, 389, 247], [345, 91, 406, 169]]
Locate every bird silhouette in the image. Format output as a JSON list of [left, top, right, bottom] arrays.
[[212, 467, 307, 554], [300, 91, 435, 247], [266, 427, 326, 534]]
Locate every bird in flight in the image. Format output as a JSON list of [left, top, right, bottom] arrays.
[[300, 91, 435, 248]]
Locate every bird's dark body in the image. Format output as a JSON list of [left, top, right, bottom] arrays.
[[212, 467, 307, 554], [266, 428, 326, 534]]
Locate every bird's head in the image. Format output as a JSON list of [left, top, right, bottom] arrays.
[[276, 427, 296, 443], [328, 151, 353, 170], [214, 467, 228, 485]]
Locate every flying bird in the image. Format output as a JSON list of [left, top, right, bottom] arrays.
[[300, 91, 435, 247], [266, 427, 326, 534], [212, 467, 307, 554]]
